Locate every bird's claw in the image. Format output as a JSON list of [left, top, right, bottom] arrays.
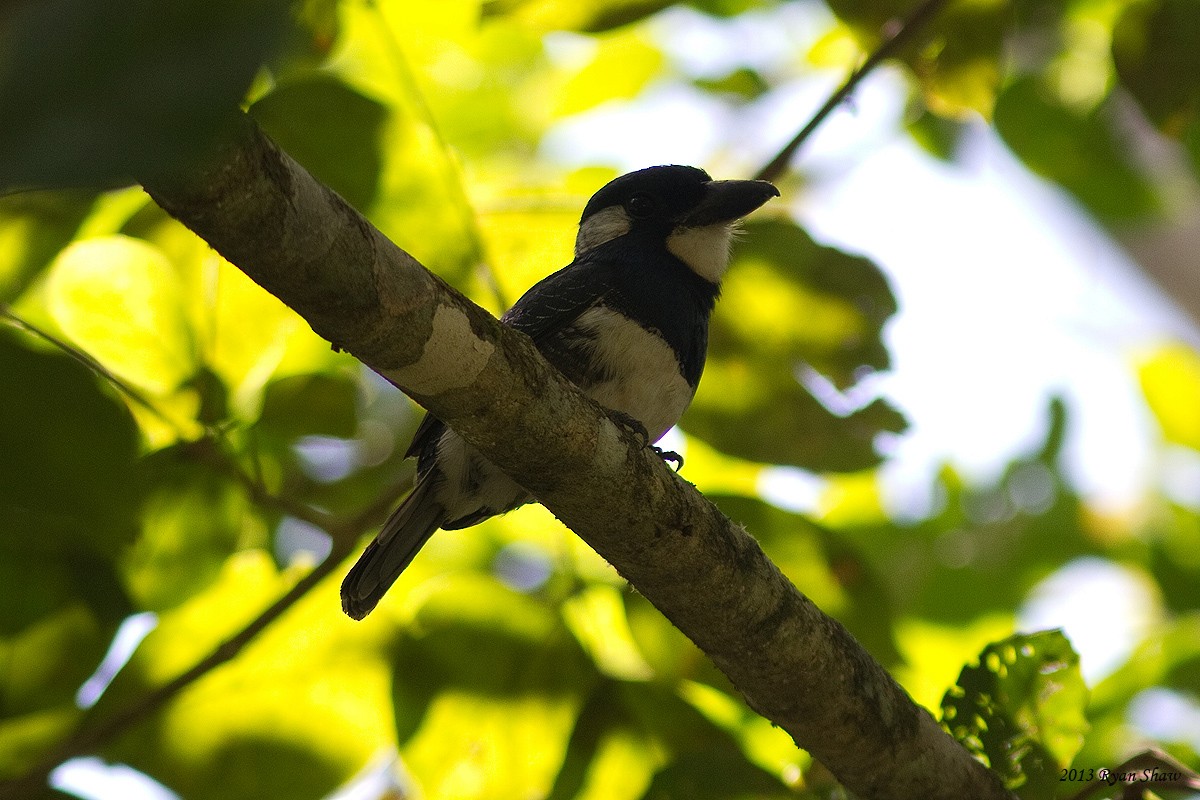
[[606, 409, 650, 447], [652, 446, 684, 472], [605, 410, 683, 471]]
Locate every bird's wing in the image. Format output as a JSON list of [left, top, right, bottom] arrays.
[[499, 257, 614, 342], [404, 257, 615, 461], [404, 413, 446, 460]]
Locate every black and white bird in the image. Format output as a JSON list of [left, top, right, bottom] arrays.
[[341, 165, 778, 619]]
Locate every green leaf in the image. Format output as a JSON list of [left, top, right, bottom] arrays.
[[683, 219, 906, 471], [123, 446, 263, 612], [825, 0, 1007, 118], [249, 76, 388, 213], [43, 235, 197, 396], [482, 0, 754, 32], [269, 0, 342, 76], [551, 31, 665, 117], [1138, 342, 1200, 451], [624, 593, 714, 686], [693, 68, 771, 102], [558, 678, 797, 800], [546, 682, 662, 800], [299, 0, 484, 288], [941, 630, 1088, 796], [619, 681, 795, 798], [643, 750, 797, 799], [258, 373, 360, 442], [482, 0, 678, 32], [0, 0, 290, 189], [0, 331, 138, 778], [0, 328, 140, 633], [1112, 0, 1200, 138], [906, 109, 968, 161], [392, 574, 598, 799], [711, 494, 903, 667], [0, 606, 108, 779], [0, 191, 96, 301], [97, 551, 396, 800], [994, 77, 1160, 223]]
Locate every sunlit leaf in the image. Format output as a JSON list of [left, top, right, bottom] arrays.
[[720, 219, 897, 379], [43, 236, 197, 396], [547, 686, 662, 800], [98, 551, 396, 800], [941, 630, 1088, 795], [483, 0, 754, 32], [0, 0, 290, 189], [123, 446, 264, 612], [379, 0, 549, 160], [563, 585, 654, 681], [618, 681, 794, 798], [1138, 341, 1200, 451], [893, 615, 1015, 712], [392, 574, 597, 799], [1112, 0, 1200, 138], [551, 31, 665, 117], [477, 196, 582, 315], [308, 0, 484, 288], [917, 0, 1006, 119], [200, 258, 332, 420], [624, 593, 714, 686]]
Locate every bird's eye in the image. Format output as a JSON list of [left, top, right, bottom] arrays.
[[626, 193, 658, 219]]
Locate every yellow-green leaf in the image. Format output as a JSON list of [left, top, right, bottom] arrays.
[[97, 551, 397, 800], [1138, 341, 1200, 450], [45, 236, 196, 395]]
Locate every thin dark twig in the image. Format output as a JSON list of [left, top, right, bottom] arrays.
[[753, 0, 953, 184]]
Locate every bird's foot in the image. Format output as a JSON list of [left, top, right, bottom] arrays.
[[605, 409, 650, 447], [652, 446, 684, 472], [605, 410, 684, 472]]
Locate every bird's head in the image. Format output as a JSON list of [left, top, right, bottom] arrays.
[[575, 165, 780, 284]]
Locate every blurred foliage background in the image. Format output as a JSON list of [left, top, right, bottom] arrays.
[[2, 0, 1200, 798]]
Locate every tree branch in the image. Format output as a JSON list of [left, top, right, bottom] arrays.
[[135, 113, 1012, 800], [754, 0, 953, 184]]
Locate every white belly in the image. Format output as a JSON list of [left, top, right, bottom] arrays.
[[575, 307, 695, 441]]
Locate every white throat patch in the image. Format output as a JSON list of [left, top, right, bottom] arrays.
[[575, 206, 632, 256], [666, 223, 734, 284]]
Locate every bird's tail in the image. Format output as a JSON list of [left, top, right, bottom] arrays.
[[341, 477, 445, 620]]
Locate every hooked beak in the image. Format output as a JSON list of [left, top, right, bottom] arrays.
[[682, 179, 780, 227]]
